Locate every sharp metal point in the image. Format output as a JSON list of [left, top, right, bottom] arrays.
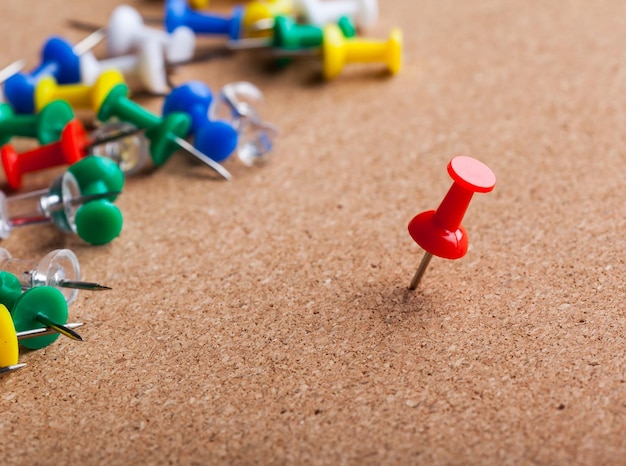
[[18, 322, 84, 340], [73, 28, 107, 55], [171, 136, 233, 181], [45, 191, 122, 214], [86, 126, 146, 151], [59, 280, 112, 291], [0, 363, 26, 375], [34, 314, 83, 342], [0, 59, 26, 83], [248, 17, 275, 33], [408, 252, 433, 290], [69, 191, 122, 206]]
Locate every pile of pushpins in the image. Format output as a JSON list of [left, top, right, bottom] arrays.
[[0, 0, 403, 375]]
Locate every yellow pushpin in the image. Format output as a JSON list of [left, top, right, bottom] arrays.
[[322, 23, 402, 80], [189, 0, 209, 9], [35, 69, 125, 113], [243, 0, 295, 37], [0, 304, 22, 374]]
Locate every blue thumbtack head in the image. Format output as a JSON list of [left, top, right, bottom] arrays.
[[163, 81, 238, 162], [3, 33, 105, 114], [165, 0, 244, 40]]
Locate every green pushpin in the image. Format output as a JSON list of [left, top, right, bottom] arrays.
[[0, 100, 75, 145], [0, 156, 123, 245], [68, 155, 124, 200], [97, 83, 232, 180], [0, 272, 81, 350], [228, 15, 356, 51], [225, 15, 356, 69]]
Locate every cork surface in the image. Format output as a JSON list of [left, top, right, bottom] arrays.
[[1, 0, 626, 464]]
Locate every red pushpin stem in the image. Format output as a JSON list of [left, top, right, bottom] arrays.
[[408, 156, 496, 290], [1, 120, 87, 190]]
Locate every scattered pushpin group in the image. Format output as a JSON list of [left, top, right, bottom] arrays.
[[0, 0, 403, 378], [407, 156, 496, 290]]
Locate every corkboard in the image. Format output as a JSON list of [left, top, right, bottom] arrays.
[[1, 0, 625, 464]]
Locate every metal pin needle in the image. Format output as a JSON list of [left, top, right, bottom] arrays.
[[17, 322, 84, 340], [34, 314, 83, 342], [408, 252, 433, 290], [0, 363, 26, 374], [58, 280, 111, 291]]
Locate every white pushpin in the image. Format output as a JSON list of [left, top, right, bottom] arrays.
[[80, 40, 169, 95], [0, 247, 110, 305], [107, 5, 196, 64], [294, 0, 378, 30], [210, 82, 278, 166]]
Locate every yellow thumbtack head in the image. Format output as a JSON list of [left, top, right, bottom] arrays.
[[243, 0, 295, 37], [0, 303, 19, 369], [189, 0, 209, 9], [35, 69, 126, 113], [322, 23, 402, 80]]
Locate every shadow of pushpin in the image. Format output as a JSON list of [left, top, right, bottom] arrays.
[[407, 156, 496, 290]]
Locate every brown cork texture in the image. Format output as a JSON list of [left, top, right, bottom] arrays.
[[0, 0, 625, 464]]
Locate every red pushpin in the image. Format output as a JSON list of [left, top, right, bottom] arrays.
[[1, 119, 142, 190], [407, 155, 496, 290], [1, 120, 85, 191]]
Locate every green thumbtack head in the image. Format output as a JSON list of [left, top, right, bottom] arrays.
[[274, 15, 322, 49], [74, 200, 123, 245], [68, 155, 125, 201], [96, 83, 129, 123], [37, 100, 75, 144], [0, 100, 74, 146], [10, 286, 70, 350], [97, 83, 192, 167], [145, 112, 191, 166], [0, 271, 24, 312], [0, 104, 15, 146], [337, 16, 356, 39]]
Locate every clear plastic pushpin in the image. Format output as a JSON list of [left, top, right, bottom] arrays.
[[0, 247, 110, 305], [0, 162, 123, 245], [211, 82, 278, 166]]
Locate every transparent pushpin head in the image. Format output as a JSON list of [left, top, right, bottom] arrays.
[[0, 248, 80, 305], [210, 82, 278, 166], [90, 122, 150, 175], [0, 166, 122, 245], [0, 171, 79, 239]]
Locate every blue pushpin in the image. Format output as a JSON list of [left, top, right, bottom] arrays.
[[163, 81, 238, 163], [165, 0, 244, 40], [4, 36, 93, 114]]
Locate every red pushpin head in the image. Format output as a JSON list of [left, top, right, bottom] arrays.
[[1, 119, 86, 190], [408, 156, 496, 260]]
